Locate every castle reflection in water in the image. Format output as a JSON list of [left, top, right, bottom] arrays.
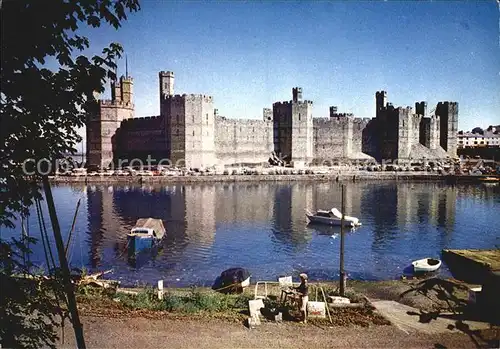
[[85, 181, 458, 269]]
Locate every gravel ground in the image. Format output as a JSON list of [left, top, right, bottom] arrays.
[[56, 316, 487, 349]]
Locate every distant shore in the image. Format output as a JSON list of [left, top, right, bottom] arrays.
[[48, 171, 464, 184]]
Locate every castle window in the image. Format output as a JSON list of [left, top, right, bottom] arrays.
[[299, 113, 301, 121], [192, 115, 194, 123], [193, 130, 195, 136], [176, 115, 179, 123]]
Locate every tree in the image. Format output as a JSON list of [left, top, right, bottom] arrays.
[[0, 0, 140, 347], [0, 0, 140, 227]]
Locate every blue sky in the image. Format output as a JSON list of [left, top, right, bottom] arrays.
[[77, 0, 499, 143]]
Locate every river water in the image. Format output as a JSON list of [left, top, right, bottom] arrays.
[[2, 181, 499, 287]]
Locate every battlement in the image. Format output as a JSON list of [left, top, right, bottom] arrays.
[[273, 100, 313, 106], [99, 99, 134, 108], [165, 94, 213, 103], [121, 115, 161, 124], [120, 75, 133, 82], [218, 117, 270, 127], [119, 115, 162, 131], [437, 101, 458, 108], [313, 116, 371, 128], [159, 71, 174, 76], [330, 112, 354, 118], [396, 106, 413, 117]]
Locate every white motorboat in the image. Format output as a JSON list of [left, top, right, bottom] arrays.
[[306, 208, 361, 227], [412, 258, 442, 273]]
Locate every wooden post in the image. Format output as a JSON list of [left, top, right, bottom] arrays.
[[158, 280, 164, 300], [339, 184, 346, 297], [42, 176, 86, 349]]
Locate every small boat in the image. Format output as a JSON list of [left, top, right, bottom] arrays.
[[213, 267, 251, 293], [479, 177, 500, 183], [412, 258, 442, 273], [306, 208, 361, 227], [127, 218, 166, 255]]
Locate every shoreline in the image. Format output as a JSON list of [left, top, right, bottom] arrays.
[[50, 171, 442, 184], [48, 171, 496, 184]]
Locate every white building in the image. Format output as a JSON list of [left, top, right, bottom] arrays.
[[457, 131, 500, 149]]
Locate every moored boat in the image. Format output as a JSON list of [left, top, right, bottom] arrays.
[[127, 218, 166, 255], [306, 208, 361, 227], [412, 258, 442, 273], [479, 177, 500, 183], [213, 267, 251, 293]]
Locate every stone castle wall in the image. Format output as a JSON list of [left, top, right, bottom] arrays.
[[215, 116, 273, 165], [114, 115, 167, 161], [87, 75, 459, 170]]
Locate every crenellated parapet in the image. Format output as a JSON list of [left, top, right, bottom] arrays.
[[273, 100, 313, 107], [313, 116, 351, 127], [120, 115, 162, 129], [164, 94, 213, 102], [99, 99, 134, 108]]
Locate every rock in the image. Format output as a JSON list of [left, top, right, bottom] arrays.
[[329, 296, 351, 304]]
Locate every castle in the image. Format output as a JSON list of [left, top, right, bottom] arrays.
[[86, 71, 458, 169]]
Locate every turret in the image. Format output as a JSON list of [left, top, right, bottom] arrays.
[[292, 87, 303, 102], [120, 75, 133, 104], [329, 106, 338, 117], [111, 79, 121, 102], [159, 71, 175, 98], [375, 90, 387, 118], [415, 101, 427, 116]]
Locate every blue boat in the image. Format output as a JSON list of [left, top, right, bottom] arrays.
[[127, 218, 166, 256]]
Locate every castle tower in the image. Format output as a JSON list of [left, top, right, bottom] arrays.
[[429, 115, 440, 150], [329, 106, 338, 117], [375, 91, 387, 118], [164, 94, 215, 169], [436, 101, 459, 157], [159, 71, 175, 99], [86, 76, 135, 169], [273, 87, 313, 166]]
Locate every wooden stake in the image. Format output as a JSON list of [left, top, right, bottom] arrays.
[[158, 280, 164, 300], [42, 176, 86, 349], [339, 184, 346, 297], [320, 286, 333, 324]]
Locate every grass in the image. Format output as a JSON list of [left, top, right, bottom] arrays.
[[74, 279, 438, 325], [77, 285, 253, 316]]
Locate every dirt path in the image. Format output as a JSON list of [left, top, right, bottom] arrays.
[[57, 316, 482, 349]]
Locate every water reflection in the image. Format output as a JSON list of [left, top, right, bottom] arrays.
[[6, 181, 498, 286]]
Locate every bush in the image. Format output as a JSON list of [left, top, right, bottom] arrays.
[[114, 287, 253, 314]]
